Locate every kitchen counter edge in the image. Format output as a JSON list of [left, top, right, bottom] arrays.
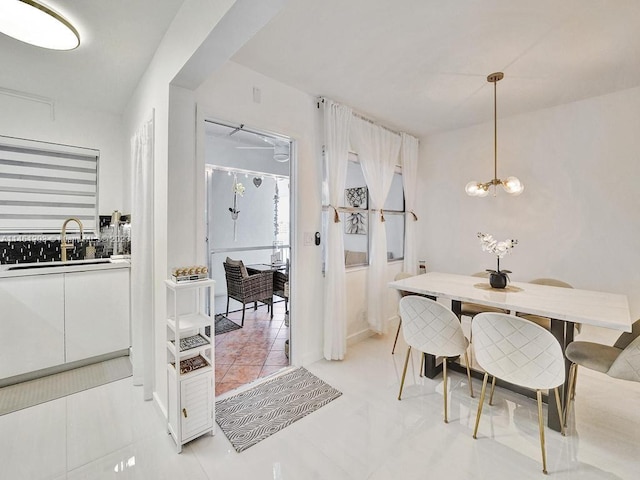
[[0, 260, 130, 278]]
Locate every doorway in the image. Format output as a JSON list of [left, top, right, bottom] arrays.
[[203, 119, 292, 396]]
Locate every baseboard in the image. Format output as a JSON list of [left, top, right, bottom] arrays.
[[301, 348, 323, 365], [347, 327, 375, 346], [0, 349, 130, 388], [347, 314, 399, 346], [153, 391, 167, 421], [296, 315, 399, 364], [388, 314, 400, 328]]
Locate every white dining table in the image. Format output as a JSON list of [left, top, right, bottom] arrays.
[[389, 271, 632, 431]]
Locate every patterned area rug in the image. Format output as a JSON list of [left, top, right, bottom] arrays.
[[212, 314, 242, 336], [0, 356, 132, 416], [216, 367, 342, 452]]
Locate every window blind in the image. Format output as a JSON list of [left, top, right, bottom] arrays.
[[0, 135, 99, 234]]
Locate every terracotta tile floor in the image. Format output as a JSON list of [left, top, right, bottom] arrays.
[[214, 301, 289, 396]]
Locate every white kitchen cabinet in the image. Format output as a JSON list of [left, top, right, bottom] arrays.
[[65, 269, 130, 363], [0, 275, 65, 379], [165, 278, 215, 452]]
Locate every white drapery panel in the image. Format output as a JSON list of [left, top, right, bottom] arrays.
[[351, 117, 401, 333], [401, 133, 419, 275], [322, 100, 352, 360], [131, 113, 155, 400]]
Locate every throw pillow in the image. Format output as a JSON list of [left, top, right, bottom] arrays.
[[226, 257, 248, 277]]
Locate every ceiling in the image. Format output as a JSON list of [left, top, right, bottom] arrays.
[[232, 0, 640, 136], [0, 0, 185, 114], [3, 1, 640, 137]]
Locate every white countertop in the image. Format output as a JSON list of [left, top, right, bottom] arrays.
[[389, 271, 632, 332], [0, 258, 130, 278]]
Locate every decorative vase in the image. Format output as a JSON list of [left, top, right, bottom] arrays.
[[489, 271, 509, 289]]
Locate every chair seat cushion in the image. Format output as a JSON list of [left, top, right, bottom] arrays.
[[565, 341, 622, 373], [460, 302, 508, 317]]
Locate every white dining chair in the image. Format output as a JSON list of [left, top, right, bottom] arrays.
[[397, 296, 474, 423], [471, 312, 565, 475], [391, 272, 414, 355]]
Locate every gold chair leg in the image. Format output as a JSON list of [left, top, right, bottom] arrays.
[[554, 387, 565, 437], [488, 376, 497, 406], [564, 363, 576, 429], [571, 365, 578, 400], [419, 352, 425, 377], [392, 319, 402, 354], [443, 358, 448, 423], [464, 350, 474, 398], [398, 346, 412, 400], [473, 372, 489, 439], [536, 390, 548, 475]]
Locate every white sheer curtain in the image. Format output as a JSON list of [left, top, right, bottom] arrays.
[[322, 100, 352, 360], [401, 133, 419, 275], [351, 117, 401, 333], [131, 113, 154, 399]]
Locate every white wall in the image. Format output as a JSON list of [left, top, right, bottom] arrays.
[[418, 85, 640, 320], [0, 94, 124, 215], [122, 0, 237, 409]]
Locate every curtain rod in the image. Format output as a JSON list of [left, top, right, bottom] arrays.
[[317, 96, 403, 137]]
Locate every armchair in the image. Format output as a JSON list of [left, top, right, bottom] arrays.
[[223, 259, 273, 325], [273, 260, 289, 313]]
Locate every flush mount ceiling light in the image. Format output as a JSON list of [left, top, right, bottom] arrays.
[[236, 138, 290, 162], [465, 72, 524, 197], [0, 0, 80, 50], [273, 143, 290, 162]]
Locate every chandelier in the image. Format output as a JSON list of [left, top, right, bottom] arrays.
[[465, 72, 524, 197]]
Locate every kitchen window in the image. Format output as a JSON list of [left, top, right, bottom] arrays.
[[0, 135, 99, 236]]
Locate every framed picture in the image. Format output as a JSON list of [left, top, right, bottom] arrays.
[[345, 187, 368, 235], [345, 186, 367, 208]]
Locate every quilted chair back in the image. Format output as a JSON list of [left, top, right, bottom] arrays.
[[472, 313, 565, 390], [399, 296, 468, 357]]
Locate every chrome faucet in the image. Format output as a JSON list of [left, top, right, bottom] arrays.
[[61, 217, 84, 262]]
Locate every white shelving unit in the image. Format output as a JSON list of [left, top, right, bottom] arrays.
[[165, 278, 215, 453]]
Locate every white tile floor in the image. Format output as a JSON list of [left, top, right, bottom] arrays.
[[2, 322, 639, 479]]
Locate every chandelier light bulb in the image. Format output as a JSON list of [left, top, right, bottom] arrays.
[[503, 176, 524, 195], [465, 181, 481, 196]]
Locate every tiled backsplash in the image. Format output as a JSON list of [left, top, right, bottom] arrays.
[[0, 214, 131, 265], [0, 239, 109, 265]]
